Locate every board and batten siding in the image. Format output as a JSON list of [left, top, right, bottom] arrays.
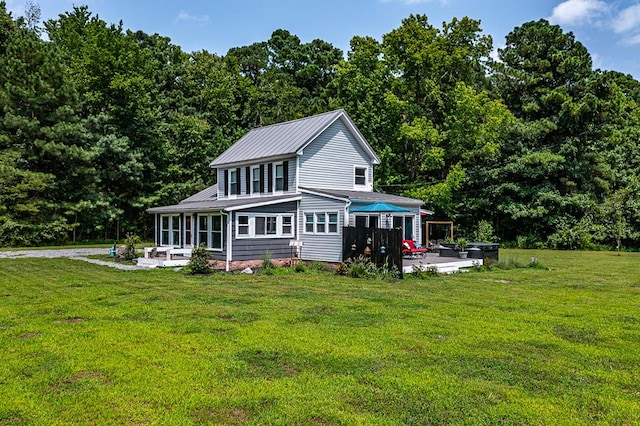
[[299, 194, 346, 262], [298, 119, 373, 191], [231, 202, 297, 261]]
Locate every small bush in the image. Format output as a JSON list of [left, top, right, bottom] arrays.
[[310, 261, 332, 273], [261, 251, 274, 269], [187, 244, 212, 275], [474, 220, 498, 242], [412, 264, 439, 279], [117, 233, 140, 262], [335, 263, 348, 275], [294, 263, 305, 273]]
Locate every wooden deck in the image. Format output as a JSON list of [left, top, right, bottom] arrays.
[[137, 247, 192, 268], [403, 253, 482, 274]]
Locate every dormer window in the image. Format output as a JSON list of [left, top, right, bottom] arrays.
[[354, 167, 367, 187]]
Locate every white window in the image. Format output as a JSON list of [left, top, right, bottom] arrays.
[[236, 213, 294, 238], [252, 166, 261, 194], [354, 166, 368, 187], [229, 170, 238, 195], [198, 214, 223, 250], [304, 212, 340, 234], [238, 215, 249, 236], [160, 214, 181, 246], [274, 163, 284, 191]]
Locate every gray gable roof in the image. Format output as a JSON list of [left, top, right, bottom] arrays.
[[180, 184, 217, 204], [301, 187, 424, 206], [210, 109, 380, 167], [147, 194, 300, 214]]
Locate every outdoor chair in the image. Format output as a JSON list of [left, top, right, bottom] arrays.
[[402, 240, 427, 258]]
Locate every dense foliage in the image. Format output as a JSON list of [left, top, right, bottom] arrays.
[[1, 3, 638, 248]]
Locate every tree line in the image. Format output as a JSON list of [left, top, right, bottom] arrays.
[[1, 2, 638, 249]]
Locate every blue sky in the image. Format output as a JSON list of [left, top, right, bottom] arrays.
[[6, 0, 640, 78]]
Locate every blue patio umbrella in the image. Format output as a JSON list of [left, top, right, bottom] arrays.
[[351, 201, 410, 213]]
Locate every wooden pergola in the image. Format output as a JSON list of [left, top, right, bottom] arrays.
[[424, 220, 454, 244]]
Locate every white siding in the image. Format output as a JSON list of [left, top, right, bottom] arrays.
[[299, 193, 346, 262], [298, 119, 374, 191]]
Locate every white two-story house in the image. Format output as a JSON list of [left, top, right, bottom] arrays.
[[147, 109, 424, 269]]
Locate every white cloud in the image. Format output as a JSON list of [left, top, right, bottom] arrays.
[[621, 32, 640, 45], [548, 0, 608, 26], [175, 10, 209, 23], [613, 4, 640, 34]]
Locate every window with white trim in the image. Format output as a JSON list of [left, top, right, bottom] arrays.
[[235, 213, 294, 238], [160, 214, 181, 246], [198, 214, 223, 250], [251, 166, 261, 194], [304, 212, 339, 234], [274, 163, 284, 191], [354, 167, 367, 187], [229, 170, 238, 195]]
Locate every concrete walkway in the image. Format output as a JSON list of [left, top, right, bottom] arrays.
[[0, 248, 141, 270]]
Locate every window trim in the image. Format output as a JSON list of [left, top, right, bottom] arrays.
[[235, 213, 295, 239], [303, 211, 340, 235], [273, 162, 284, 193], [251, 166, 261, 194], [354, 165, 369, 188], [228, 169, 238, 198], [160, 214, 181, 247], [197, 214, 224, 251]]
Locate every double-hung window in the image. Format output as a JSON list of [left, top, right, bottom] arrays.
[[274, 163, 284, 191], [252, 166, 261, 194], [304, 212, 339, 234], [236, 213, 294, 238], [198, 214, 223, 250], [229, 170, 238, 196], [354, 167, 368, 187]]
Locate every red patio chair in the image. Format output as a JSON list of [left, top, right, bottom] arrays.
[[402, 240, 427, 258]]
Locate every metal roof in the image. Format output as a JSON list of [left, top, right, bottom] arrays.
[[147, 194, 300, 214], [300, 187, 424, 206], [179, 184, 217, 204], [209, 109, 380, 167]]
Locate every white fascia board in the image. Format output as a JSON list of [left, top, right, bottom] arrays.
[[224, 196, 302, 212], [299, 188, 350, 202]]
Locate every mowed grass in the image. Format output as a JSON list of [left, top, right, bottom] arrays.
[[0, 250, 639, 425]]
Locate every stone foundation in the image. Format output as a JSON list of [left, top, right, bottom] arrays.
[[207, 257, 297, 272]]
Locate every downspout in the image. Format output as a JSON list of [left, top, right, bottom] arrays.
[[224, 211, 232, 272], [344, 199, 352, 227]]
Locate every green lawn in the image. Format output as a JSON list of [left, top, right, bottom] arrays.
[[1, 250, 639, 425]]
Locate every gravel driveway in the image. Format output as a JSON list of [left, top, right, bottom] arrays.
[[0, 248, 141, 270]]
